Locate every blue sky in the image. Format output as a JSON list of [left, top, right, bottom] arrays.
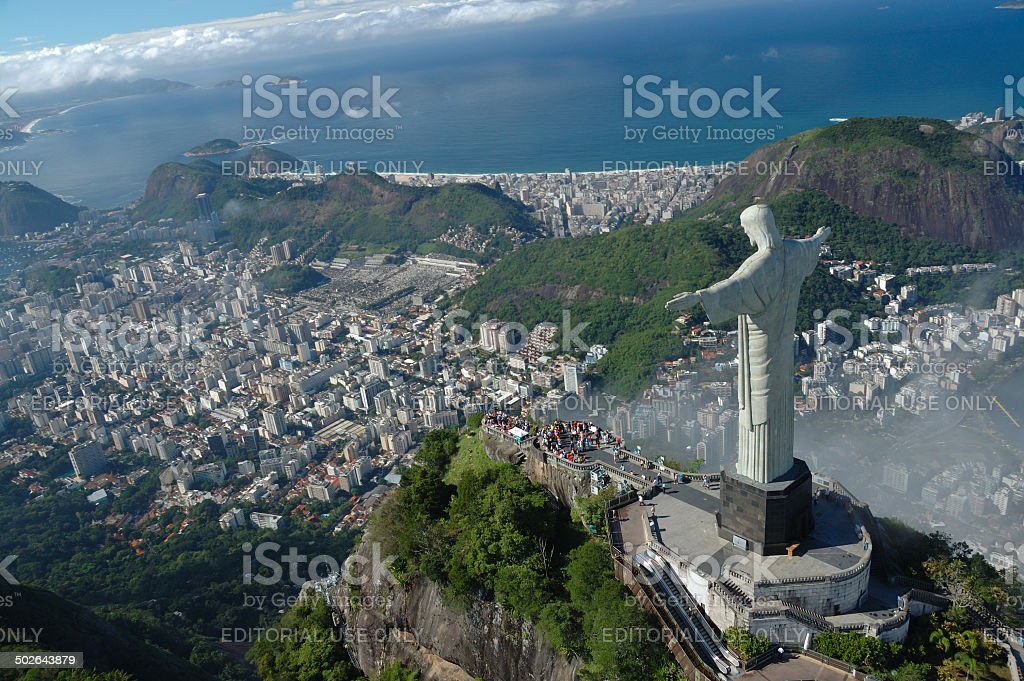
[[0, 0, 288, 50]]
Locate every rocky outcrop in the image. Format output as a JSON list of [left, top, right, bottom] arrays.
[[967, 119, 1024, 161], [0, 181, 82, 234], [338, 540, 580, 681], [135, 159, 287, 220], [710, 117, 1024, 249]]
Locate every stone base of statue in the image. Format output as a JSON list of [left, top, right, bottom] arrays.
[[717, 458, 814, 556]]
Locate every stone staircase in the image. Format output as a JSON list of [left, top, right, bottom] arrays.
[[717, 579, 752, 608]]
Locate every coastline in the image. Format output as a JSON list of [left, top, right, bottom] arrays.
[[387, 162, 737, 182], [18, 96, 140, 134], [20, 102, 91, 134]]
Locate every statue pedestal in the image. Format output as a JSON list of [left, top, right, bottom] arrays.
[[717, 458, 814, 556]]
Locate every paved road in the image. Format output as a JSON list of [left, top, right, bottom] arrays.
[[585, 445, 722, 502], [585, 446, 668, 485]]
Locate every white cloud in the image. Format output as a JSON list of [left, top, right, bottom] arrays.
[[0, 0, 631, 93], [292, 0, 373, 8]]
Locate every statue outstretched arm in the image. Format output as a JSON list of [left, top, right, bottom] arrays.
[[699, 270, 765, 324], [794, 225, 831, 277], [665, 258, 766, 323], [665, 290, 700, 311]]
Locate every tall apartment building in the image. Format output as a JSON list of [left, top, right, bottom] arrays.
[[69, 442, 106, 479], [263, 407, 286, 437]]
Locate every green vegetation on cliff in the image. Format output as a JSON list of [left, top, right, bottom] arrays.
[[459, 179, 1024, 397], [247, 594, 426, 681], [806, 117, 992, 173], [772, 190, 1024, 308], [768, 189, 992, 268], [369, 429, 681, 681], [134, 159, 287, 221], [248, 598, 365, 681]]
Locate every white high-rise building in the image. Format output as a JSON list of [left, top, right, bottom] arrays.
[[263, 407, 286, 437], [480, 320, 503, 352], [564, 363, 581, 394]]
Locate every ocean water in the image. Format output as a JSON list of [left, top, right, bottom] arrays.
[[2, 0, 1023, 209]]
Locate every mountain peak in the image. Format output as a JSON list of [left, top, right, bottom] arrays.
[[708, 116, 1024, 249]]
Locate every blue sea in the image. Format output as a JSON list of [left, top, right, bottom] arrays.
[[3, 0, 1023, 209]]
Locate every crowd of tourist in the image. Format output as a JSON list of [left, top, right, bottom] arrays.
[[482, 410, 534, 438], [482, 410, 715, 496], [538, 419, 620, 463], [482, 412, 625, 463]]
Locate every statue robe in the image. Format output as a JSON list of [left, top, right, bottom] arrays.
[[698, 235, 822, 483]]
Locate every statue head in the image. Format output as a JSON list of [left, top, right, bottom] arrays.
[[740, 204, 781, 251]]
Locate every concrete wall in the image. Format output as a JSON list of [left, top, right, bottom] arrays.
[[706, 589, 746, 631], [874, 618, 909, 643], [906, 598, 943, 618], [753, 559, 871, 615], [747, 612, 814, 647]]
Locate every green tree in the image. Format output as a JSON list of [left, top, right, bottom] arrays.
[[890, 662, 932, 681], [925, 557, 982, 609], [575, 486, 615, 532], [723, 627, 772, 660], [248, 598, 361, 681], [953, 651, 980, 681], [928, 628, 951, 657], [537, 601, 583, 655], [377, 662, 419, 681], [812, 631, 899, 671]]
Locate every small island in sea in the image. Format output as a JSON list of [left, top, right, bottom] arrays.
[[996, 2, 1024, 7], [184, 138, 241, 157]]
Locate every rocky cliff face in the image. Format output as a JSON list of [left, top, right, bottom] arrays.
[[481, 434, 588, 508], [710, 117, 1024, 249], [338, 541, 580, 681], [967, 119, 1024, 161], [335, 434, 586, 681]]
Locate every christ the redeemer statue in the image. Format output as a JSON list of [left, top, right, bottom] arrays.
[[666, 204, 829, 484]]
